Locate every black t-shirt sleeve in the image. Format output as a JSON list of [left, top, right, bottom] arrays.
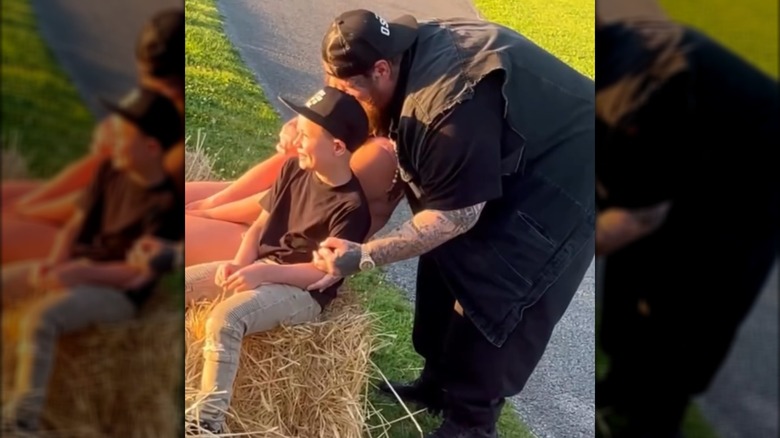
[[410, 73, 504, 211], [259, 158, 296, 211]]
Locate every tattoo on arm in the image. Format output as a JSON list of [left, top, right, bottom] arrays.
[[440, 202, 486, 234], [631, 201, 671, 230], [595, 201, 672, 256], [365, 202, 486, 266]]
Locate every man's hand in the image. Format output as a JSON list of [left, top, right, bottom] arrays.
[[307, 250, 345, 290], [127, 236, 164, 268], [223, 263, 269, 293], [215, 262, 244, 288], [596, 201, 672, 256], [275, 117, 299, 157], [312, 238, 363, 278], [128, 236, 179, 274]]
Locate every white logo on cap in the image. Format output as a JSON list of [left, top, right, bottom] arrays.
[[375, 14, 390, 36], [305, 89, 326, 108]]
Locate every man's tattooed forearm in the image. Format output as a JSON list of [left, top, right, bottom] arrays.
[[440, 202, 486, 234], [365, 203, 486, 266], [631, 201, 671, 230]]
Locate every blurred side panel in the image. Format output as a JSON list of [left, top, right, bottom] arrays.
[[1, 1, 184, 436], [595, 0, 779, 437]]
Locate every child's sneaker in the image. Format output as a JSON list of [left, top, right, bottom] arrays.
[[185, 418, 222, 436]]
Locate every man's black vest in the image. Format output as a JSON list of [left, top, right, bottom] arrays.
[[390, 18, 596, 347]]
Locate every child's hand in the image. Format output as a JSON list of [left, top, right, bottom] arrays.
[[29, 261, 57, 290], [215, 262, 243, 288], [224, 263, 268, 293]]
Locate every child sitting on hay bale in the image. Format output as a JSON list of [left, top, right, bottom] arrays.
[[185, 87, 371, 435], [2, 87, 183, 435]]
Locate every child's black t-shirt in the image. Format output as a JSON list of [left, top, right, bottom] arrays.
[[72, 161, 182, 261], [71, 161, 183, 304], [258, 158, 371, 309]]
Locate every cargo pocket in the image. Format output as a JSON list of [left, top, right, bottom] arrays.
[[486, 209, 558, 289]]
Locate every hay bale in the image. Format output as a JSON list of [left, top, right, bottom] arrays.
[[185, 291, 374, 437], [2, 297, 182, 438], [185, 130, 215, 182]]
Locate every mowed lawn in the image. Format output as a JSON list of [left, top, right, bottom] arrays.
[[183, 0, 601, 435], [1, 0, 93, 177], [660, 0, 778, 78], [474, 0, 595, 78]]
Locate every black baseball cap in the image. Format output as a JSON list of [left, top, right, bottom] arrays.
[[136, 9, 184, 78], [101, 88, 183, 150], [278, 87, 369, 152], [322, 9, 418, 79]]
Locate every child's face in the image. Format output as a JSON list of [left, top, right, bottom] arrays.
[[295, 116, 347, 171], [109, 115, 162, 171]]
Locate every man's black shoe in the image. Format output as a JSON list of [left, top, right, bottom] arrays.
[[378, 377, 445, 415], [426, 418, 498, 438]]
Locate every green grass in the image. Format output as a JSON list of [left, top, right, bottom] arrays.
[[184, 0, 281, 179], [659, 0, 778, 78], [1, 0, 94, 177], [474, 0, 595, 78], [185, 0, 533, 435]]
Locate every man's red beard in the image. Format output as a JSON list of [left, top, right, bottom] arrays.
[[358, 97, 391, 137]]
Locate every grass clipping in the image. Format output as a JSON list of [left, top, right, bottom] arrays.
[[2, 302, 182, 438], [185, 291, 375, 437]]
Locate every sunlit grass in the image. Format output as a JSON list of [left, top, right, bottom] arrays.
[[1, 0, 93, 177]]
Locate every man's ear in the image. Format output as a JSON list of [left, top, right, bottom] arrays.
[[332, 139, 347, 156], [372, 60, 392, 80]]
